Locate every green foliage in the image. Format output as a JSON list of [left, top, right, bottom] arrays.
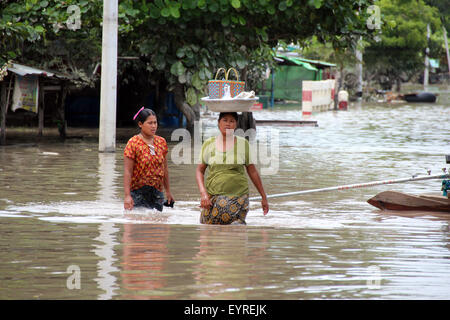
[[121, 0, 372, 106], [424, 0, 449, 31], [0, 0, 103, 84], [1, 0, 373, 112], [364, 0, 442, 88], [297, 36, 358, 69]]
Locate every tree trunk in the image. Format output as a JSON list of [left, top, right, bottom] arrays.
[[38, 78, 44, 137], [0, 81, 7, 145], [192, 102, 200, 121], [395, 77, 401, 92], [237, 112, 255, 132], [173, 83, 196, 133], [241, 67, 248, 88], [57, 81, 68, 140], [335, 65, 344, 109]]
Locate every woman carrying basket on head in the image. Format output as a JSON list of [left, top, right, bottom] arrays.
[[196, 112, 269, 225], [123, 107, 174, 211]]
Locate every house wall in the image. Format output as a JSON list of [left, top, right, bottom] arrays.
[[262, 65, 318, 102]]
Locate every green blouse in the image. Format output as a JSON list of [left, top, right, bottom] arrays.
[[200, 136, 253, 197]]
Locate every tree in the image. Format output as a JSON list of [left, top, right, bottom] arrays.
[[117, 0, 374, 130], [363, 0, 441, 91], [0, 0, 104, 84], [297, 36, 360, 95], [1, 0, 374, 130], [424, 0, 450, 75]]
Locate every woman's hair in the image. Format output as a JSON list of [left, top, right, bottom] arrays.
[[133, 107, 156, 124], [218, 112, 238, 122]]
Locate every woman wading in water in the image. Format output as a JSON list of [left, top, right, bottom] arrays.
[[196, 112, 269, 224], [123, 107, 174, 211]]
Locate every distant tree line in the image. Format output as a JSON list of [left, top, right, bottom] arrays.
[[300, 0, 449, 93]]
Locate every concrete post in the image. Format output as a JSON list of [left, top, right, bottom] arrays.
[[444, 26, 450, 76], [355, 40, 363, 100], [424, 24, 430, 88], [99, 0, 118, 152], [302, 81, 312, 118]]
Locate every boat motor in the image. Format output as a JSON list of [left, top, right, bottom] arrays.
[[442, 155, 450, 197]]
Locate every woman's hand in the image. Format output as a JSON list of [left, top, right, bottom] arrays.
[[124, 195, 134, 211], [261, 197, 269, 216], [123, 157, 135, 211], [246, 164, 269, 216], [196, 164, 212, 209], [200, 191, 212, 209], [165, 190, 175, 205]]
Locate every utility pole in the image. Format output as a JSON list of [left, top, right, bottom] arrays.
[[423, 24, 430, 88], [355, 37, 363, 101], [443, 26, 450, 76], [99, 0, 118, 152]]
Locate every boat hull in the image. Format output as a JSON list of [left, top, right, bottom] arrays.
[[403, 92, 437, 103], [367, 191, 450, 213]]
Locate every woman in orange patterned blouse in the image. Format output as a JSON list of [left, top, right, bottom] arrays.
[[123, 108, 174, 211]]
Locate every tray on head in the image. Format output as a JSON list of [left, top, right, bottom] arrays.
[[201, 97, 259, 112]]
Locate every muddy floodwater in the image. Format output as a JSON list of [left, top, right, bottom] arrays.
[[0, 86, 449, 299]]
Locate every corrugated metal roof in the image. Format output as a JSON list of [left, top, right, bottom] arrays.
[[8, 63, 55, 77], [294, 56, 336, 68], [7, 63, 71, 79], [276, 55, 318, 71], [277, 54, 336, 68]]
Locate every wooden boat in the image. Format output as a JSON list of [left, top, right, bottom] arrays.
[[403, 92, 437, 103], [367, 191, 450, 213]]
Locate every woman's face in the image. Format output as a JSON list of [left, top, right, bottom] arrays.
[[139, 115, 158, 137], [218, 114, 237, 136]]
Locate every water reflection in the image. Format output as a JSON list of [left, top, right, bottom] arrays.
[[120, 224, 171, 299], [93, 222, 120, 299], [192, 225, 269, 299], [1, 88, 449, 299], [93, 153, 120, 299]]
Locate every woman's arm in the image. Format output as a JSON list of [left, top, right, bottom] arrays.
[[246, 164, 269, 215], [123, 156, 135, 210], [163, 157, 174, 204], [196, 163, 212, 209]]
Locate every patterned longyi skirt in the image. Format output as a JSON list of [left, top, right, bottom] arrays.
[[200, 194, 249, 225]]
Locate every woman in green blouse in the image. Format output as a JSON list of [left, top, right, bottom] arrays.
[[196, 112, 269, 224]]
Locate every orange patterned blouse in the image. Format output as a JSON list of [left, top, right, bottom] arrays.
[[124, 135, 168, 192]]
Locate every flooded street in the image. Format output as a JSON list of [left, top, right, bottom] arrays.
[[0, 86, 449, 299]]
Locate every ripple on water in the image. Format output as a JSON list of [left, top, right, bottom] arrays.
[[1, 97, 449, 299]]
